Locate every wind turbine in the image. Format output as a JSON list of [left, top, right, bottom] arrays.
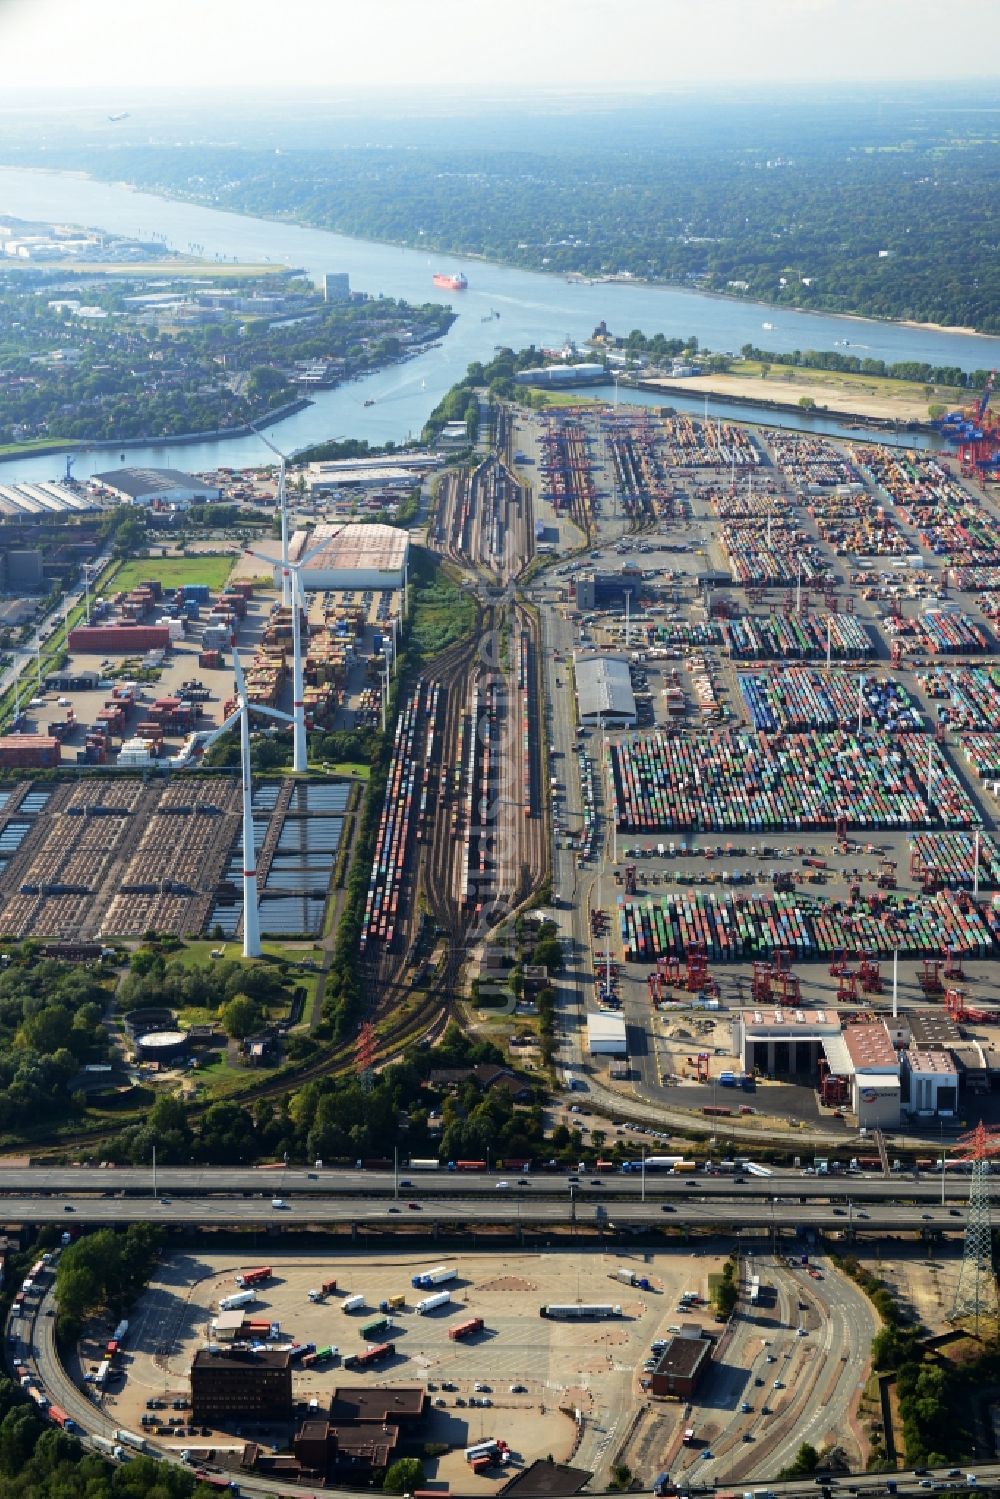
[[200, 637, 293, 958], [249, 422, 293, 608], [245, 532, 341, 773]]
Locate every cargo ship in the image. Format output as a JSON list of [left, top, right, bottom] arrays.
[[433, 272, 468, 291]]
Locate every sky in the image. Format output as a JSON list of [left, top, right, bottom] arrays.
[[1, 0, 999, 94]]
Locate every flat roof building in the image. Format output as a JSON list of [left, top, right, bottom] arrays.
[[190, 1347, 292, 1424], [902, 1048, 959, 1119], [650, 1331, 713, 1399], [91, 468, 220, 510], [287, 522, 408, 591], [587, 1012, 627, 1056], [576, 654, 636, 727], [739, 1007, 841, 1078]]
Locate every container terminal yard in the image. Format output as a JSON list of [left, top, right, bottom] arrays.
[[9, 392, 1000, 1496]]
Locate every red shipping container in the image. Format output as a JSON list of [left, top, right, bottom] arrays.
[[68, 626, 171, 653]]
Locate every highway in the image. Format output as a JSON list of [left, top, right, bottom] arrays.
[[0, 1192, 970, 1231], [0, 1165, 974, 1201]]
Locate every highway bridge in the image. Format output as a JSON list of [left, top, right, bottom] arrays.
[[0, 1165, 974, 1201]]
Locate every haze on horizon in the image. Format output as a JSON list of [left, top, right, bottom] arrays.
[[1, 0, 999, 97]]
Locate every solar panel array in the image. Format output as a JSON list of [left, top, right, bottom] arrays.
[[207, 780, 345, 939]]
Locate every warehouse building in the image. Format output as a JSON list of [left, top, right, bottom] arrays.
[[190, 1347, 292, 1423], [587, 1012, 627, 1057], [901, 1048, 959, 1118], [738, 1007, 842, 1078], [574, 573, 642, 611], [844, 1023, 901, 1130], [286, 522, 409, 591], [576, 654, 636, 728], [650, 1329, 713, 1399], [91, 467, 220, 510], [513, 363, 609, 389]]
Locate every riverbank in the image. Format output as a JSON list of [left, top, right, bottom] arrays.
[[0, 397, 313, 468], [635, 372, 937, 427]]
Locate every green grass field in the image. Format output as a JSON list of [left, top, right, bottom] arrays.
[[111, 554, 235, 594]]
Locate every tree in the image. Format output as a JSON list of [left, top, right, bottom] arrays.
[[383, 1457, 424, 1492], [221, 992, 264, 1039], [778, 1442, 820, 1478], [798, 395, 817, 410]]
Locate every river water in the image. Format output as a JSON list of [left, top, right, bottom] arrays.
[[2, 164, 995, 478]]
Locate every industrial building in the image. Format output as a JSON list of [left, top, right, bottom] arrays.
[[574, 573, 642, 611], [0, 482, 96, 519], [738, 1007, 842, 1078], [650, 1328, 713, 1399], [286, 522, 409, 591], [513, 364, 609, 389], [290, 1388, 428, 1483], [323, 272, 350, 303], [575, 654, 637, 728], [901, 1048, 959, 1118], [190, 1347, 293, 1423], [91, 468, 221, 510], [587, 1012, 628, 1056], [844, 1023, 901, 1129]]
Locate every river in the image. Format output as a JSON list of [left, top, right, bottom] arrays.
[[2, 164, 995, 478]]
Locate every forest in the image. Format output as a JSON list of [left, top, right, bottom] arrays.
[[11, 89, 1000, 332]]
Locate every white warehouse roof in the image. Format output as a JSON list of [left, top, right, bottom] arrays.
[[576, 654, 636, 725], [587, 1012, 628, 1056], [288, 522, 409, 587]]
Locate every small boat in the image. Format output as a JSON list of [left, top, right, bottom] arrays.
[[761, 322, 775, 332], [363, 399, 376, 407]]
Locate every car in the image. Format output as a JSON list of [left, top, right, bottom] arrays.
[[518, 1178, 531, 1186], [754, 1376, 765, 1386], [474, 1382, 490, 1392], [271, 1198, 287, 1209], [454, 1397, 466, 1407], [773, 1380, 784, 1389], [496, 1181, 510, 1191], [914, 1470, 929, 1477], [435, 1398, 446, 1407], [700, 1450, 713, 1461], [442, 1382, 457, 1392], [950, 1208, 961, 1216], [510, 1384, 527, 1393], [64, 1204, 75, 1212], [921, 1212, 932, 1220], [660, 1203, 674, 1213], [399, 1179, 413, 1188], [388, 1206, 400, 1213], [742, 1433, 754, 1443], [761, 1405, 772, 1416], [408, 1201, 421, 1210]]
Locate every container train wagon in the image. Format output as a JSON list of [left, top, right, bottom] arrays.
[[361, 681, 435, 951]]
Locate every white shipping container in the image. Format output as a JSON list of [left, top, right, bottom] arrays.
[[416, 1290, 452, 1314]]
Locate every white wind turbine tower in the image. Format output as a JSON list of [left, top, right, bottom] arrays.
[[201, 637, 293, 958], [251, 424, 293, 609], [245, 532, 340, 773]]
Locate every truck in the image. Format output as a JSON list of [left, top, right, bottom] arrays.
[[613, 1267, 638, 1285], [112, 1320, 128, 1344], [91, 1436, 127, 1460], [342, 1294, 365, 1313], [361, 1317, 389, 1340], [540, 1304, 622, 1319], [388, 1293, 406, 1310], [449, 1317, 484, 1341], [235, 1266, 271, 1288], [408, 1159, 441, 1171], [465, 1441, 499, 1462], [343, 1341, 395, 1370], [115, 1430, 148, 1454], [47, 1405, 78, 1433], [322, 1278, 338, 1296], [412, 1265, 457, 1289], [416, 1291, 451, 1315], [219, 1291, 255, 1311], [471, 1456, 493, 1475]]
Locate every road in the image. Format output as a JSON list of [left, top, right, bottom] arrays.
[[0, 1165, 973, 1202], [0, 1192, 971, 1231]]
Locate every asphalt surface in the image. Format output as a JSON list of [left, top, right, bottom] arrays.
[[0, 1165, 972, 1201], [0, 1193, 971, 1231]]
